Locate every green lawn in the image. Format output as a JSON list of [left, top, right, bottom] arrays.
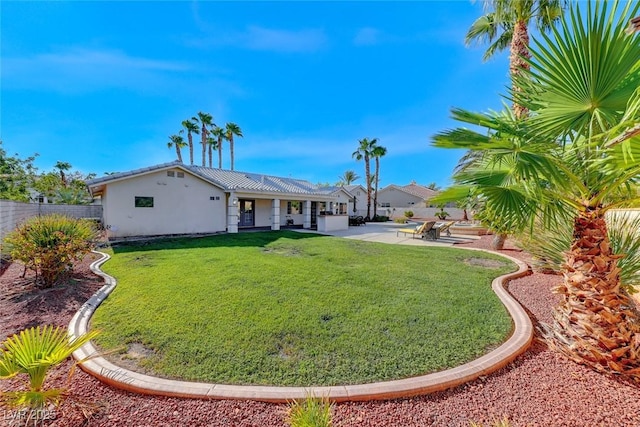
[[92, 231, 515, 386]]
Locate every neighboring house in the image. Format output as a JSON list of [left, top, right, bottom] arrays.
[[342, 184, 367, 214], [376, 181, 439, 208], [322, 186, 358, 215], [85, 161, 340, 238]]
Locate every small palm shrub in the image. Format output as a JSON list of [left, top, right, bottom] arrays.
[[286, 395, 333, 427], [404, 210, 414, 219], [2, 214, 97, 288], [0, 326, 100, 416], [435, 206, 450, 220]]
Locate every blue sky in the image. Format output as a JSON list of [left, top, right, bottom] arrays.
[[2, 1, 511, 188]]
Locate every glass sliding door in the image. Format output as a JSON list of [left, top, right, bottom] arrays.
[[239, 200, 255, 227]]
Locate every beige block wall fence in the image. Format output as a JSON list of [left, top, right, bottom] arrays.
[[0, 199, 102, 257], [1, 200, 102, 233]]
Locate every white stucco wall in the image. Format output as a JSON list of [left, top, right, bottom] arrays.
[[254, 199, 273, 227], [102, 169, 226, 237], [351, 187, 366, 213]]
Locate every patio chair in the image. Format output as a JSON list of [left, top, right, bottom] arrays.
[[396, 221, 436, 239], [431, 221, 456, 239], [349, 215, 365, 226]]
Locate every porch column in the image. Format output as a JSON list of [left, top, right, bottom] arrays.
[[272, 199, 281, 230], [227, 193, 238, 233], [304, 200, 311, 229]]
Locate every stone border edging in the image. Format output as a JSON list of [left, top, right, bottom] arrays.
[[69, 248, 533, 402]]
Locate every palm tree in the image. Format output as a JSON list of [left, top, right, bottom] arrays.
[[466, 0, 563, 119], [337, 170, 360, 186], [53, 161, 72, 187], [167, 134, 187, 163], [463, 0, 564, 248], [206, 137, 217, 168], [196, 112, 215, 167], [371, 142, 387, 218], [426, 182, 440, 191], [224, 123, 243, 171], [433, 0, 640, 380], [352, 138, 377, 219], [211, 126, 226, 169], [181, 119, 200, 165]]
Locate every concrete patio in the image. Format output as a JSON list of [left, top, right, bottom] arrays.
[[298, 221, 480, 246]]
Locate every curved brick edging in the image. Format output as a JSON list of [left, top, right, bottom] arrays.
[[69, 248, 533, 402]]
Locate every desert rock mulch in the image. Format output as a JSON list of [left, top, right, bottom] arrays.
[[2, 236, 640, 426]]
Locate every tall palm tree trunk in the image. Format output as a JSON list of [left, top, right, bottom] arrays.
[[546, 208, 640, 382], [188, 134, 194, 165], [202, 134, 207, 166], [510, 20, 531, 120], [175, 146, 183, 164], [365, 157, 371, 219], [230, 137, 235, 171], [373, 157, 380, 219], [490, 19, 531, 250], [208, 144, 213, 168], [218, 136, 223, 169]]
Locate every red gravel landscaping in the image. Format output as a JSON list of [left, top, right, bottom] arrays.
[[2, 236, 640, 426]]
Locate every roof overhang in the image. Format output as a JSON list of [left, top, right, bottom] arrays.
[[86, 163, 224, 197]]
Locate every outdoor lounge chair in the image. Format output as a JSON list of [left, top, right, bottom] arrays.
[[396, 221, 436, 239], [431, 221, 456, 239]]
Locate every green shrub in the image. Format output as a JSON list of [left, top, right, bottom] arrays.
[[404, 210, 414, 218], [286, 395, 333, 427], [2, 214, 97, 288], [0, 325, 100, 417], [394, 217, 408, 224], [372, 215, 389, 222]]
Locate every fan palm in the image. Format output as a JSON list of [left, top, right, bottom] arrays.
[[224, 122, 243, 171], [0, 325, 100, 411], [352, 138, 377, 220], [196, 112, 215, 167], [434, 0, 640, 380], [181, 119, 200, 165], [167, 134, 187, 163]]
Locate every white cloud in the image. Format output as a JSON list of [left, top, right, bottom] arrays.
[[188, 25, 327, 53], [353, 27, 381, 46], [244, 26, 327, 52], [3, 47, 190, 93]]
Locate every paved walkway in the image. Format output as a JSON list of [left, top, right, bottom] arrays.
[[69, 227, 532, 403]]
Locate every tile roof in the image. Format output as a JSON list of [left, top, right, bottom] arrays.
[[86, 162, 335, 197], [188, 166, 331, 195], [401, 183, 439, 200]]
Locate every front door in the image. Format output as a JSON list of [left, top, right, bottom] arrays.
[[239, 200, 255, 227]]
